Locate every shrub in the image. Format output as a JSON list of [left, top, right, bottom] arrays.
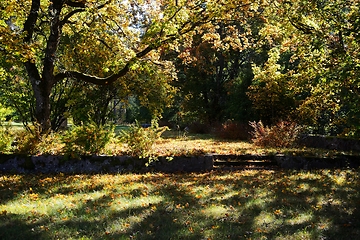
[[36, 132, 64, 155], [62, 123, 114, 157], [13, 125, 42, 155], [249, 120, 302, 148], [12, 124, 66, 155], [120, 119, 168, 157], [0, 125, 14, 153], [214, 121, 251, 140]]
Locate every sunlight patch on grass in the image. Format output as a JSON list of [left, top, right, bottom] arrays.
[[106, 209, 154, 234], [209, 190, 238, 202], [332, 174, 347, 186], [202, 205, 228, 219], [109, 195, 163, 212], [2, 191, 105, 217], [275, 231, 314, 240], [286, 212, 313, 226], [253, 211, 281, 232]]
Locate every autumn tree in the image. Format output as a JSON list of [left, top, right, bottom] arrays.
[[249, 0, 360, 135], [173, 9, 266, 124], [2, 0, 252, 133]]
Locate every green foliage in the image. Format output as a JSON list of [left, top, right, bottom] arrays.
[[0, 104, 13, 122], [13, 125, 43, 155], [124, 96, 153, 123], [175, 18, 264, 124], [13, 124, 64, 155], [62, 123, 114, 157], [0, 104, 15, 153], [250, 120, 302, 148], [0, 65, 35, 126], [253, 0, 360, 134], [120, 119, 168, 157], [248, 48, 297, 124], [67, 84, 118, 126], [0, 125, 14, 153]]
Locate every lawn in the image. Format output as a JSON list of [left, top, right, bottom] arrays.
[[1, 169, 359, 239]]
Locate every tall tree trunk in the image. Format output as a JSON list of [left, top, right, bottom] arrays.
[[23, 0, 63, 133], [24, 60, 51, 133], [33, 80, 52, 133], [23, 0, 49, 133]]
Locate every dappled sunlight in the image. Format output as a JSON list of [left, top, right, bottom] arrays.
[[286, 212, 313, 226], [201, 205, 228, 219], [253, 211, 281, 232], [0, 169, 359, 239]]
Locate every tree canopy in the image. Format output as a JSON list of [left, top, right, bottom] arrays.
[[251, 0, 360, 134], [0, 0, 257, 132], [1, 0, 360, 137]]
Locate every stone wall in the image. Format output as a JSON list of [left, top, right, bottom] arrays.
[[0, 154, 214, 174], [274, 154, 360, 170], [298, 135, 360, 152], [0, 153, 358, 174]]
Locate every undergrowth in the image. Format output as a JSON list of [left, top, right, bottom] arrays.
[[120, 119, 168, 157], [250, 121, 302, 148], [62, 123, 114, 157]]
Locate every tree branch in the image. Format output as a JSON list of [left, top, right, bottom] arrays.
[[288, 17, 315, 34], [61, 1, 109, 26], [54, 43, 158, 85], [23, 0, 40, 43], [23, 0, 42, 85], [54, 1, 210, 86], [60, 8, 84, 26], [64, 0, 86, 8]]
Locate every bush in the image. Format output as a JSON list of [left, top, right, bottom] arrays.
[[120, 119, 168, 157], [13, 125, 42, 155], [249, 120, 302, 148], [214, 121, 251, 140], [62, 123, 114, 157], [36, 132, 64, 155], [0, 125, 14, 153]]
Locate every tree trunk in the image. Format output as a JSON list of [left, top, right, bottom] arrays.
[[24, 61, 52, 133], [33, 82, 52, 133]]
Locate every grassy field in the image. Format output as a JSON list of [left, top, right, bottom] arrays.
[[1, 169, 359, 240]]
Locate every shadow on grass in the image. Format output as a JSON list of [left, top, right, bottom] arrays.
[[0, 213, 52, 240], [0, 169, 359, 239]]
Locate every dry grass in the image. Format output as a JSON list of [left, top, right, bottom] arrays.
[[112, 130, 358, 158], [108, 130, 264, 156]]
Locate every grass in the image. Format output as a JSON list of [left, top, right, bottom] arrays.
[[2, 123, 359, 158], [1, 169, 359, 239], [1, 124, 359, 239]]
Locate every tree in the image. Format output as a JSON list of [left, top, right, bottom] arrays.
[[248, 48, 297, 124], [249, 0, 360, 135], [174, 14, 266, 124], [1, 0, 239, 133]]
